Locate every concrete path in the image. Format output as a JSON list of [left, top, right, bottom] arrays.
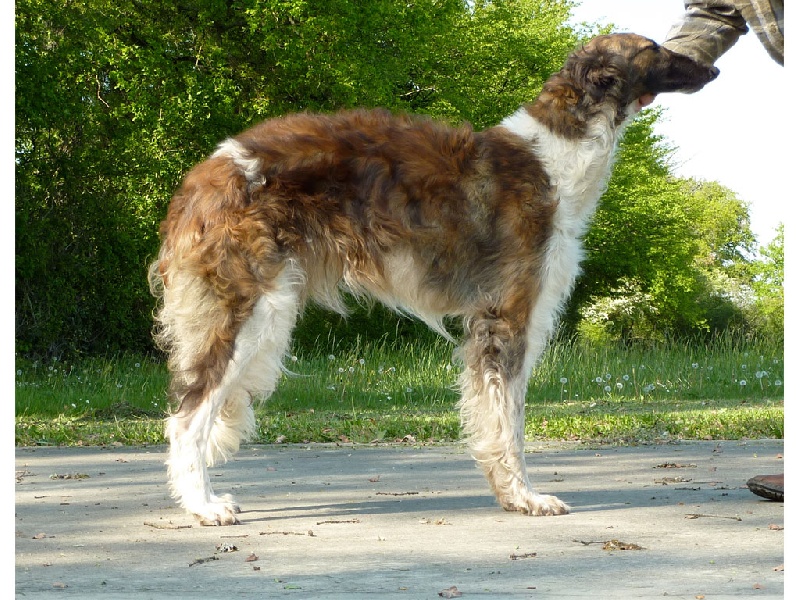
[[15, 441, 784, 599]]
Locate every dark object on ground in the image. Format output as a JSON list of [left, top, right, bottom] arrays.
[[747, 473, 784, 501]]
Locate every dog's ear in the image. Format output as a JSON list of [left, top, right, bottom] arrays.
[[585, 64, 620, 90], [566, 50, 626, 99], [585, 66, 625, 103]]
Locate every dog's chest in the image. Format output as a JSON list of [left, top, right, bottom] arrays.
[[500, 110, 620, 231]]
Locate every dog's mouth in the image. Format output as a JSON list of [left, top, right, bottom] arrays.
[[635, 93, 656, 112]]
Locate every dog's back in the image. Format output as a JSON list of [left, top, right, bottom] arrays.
[[155, 108, 557, 335]]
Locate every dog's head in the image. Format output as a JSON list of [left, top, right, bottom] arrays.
[[564, 33, 719, 118]]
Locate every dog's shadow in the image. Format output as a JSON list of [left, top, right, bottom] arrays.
[[235, 484, 725, 524], [239, 492, 497, 523]]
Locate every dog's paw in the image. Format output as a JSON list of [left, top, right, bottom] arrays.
[[520, 493, 570, 516], [193, 494, 242, 526], [501, 488, 570, 516]]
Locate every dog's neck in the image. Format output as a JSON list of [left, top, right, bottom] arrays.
[[524, 73, 635, 137], [500, 81, 637, 236]]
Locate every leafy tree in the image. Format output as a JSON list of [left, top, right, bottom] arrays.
[[569, 110, 757, 341], [15, 0, 578, 357], [15, 0, 772, 358], [747, 224, 784, 340]]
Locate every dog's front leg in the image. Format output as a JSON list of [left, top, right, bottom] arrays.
[[457, 311, 569, 516]]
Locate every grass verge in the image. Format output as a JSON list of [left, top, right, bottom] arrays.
[[15, 333, 784, 447]]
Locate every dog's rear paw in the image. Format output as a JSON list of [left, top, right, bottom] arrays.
[[193, 494, 242, 526], [502, 491, 570, 516]]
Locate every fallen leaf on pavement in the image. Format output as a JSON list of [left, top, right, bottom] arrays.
[[50, 473, 89, 480], [602, 539, 645, 551], [420, 517, 450, 525], [439, 586, 462, 598], [685, 513, 742, 521], [655, 476, 692, 484], [316, 519, 360, 525], [144, 520, 192, 530], [189, 556, 219, 567]]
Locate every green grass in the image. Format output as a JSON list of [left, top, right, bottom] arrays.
[[15, 333, 784, 447]]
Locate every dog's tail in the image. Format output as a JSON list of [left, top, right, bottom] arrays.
[[148, 152, 276, 414]]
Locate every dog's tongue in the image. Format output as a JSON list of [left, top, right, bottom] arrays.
[[637, 93, 656, 111]]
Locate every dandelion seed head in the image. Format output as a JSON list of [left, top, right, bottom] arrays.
[[594, 376, 603, 383], [691, 363, 698, 369], [616, 382, 623, 390], [328, 355, 335, 361], [622, 374, 629, 381], [739, 379, 747, 386], [559, 377, 568, 384], [358, 358, 365, 366], [603, 385, 611, 393]]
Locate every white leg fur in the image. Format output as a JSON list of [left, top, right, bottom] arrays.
[[166, 265, 303, 525], [482, 339, 569, 516], [458, 326, 569, 516]]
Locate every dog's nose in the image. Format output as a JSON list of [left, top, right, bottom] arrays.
[[709, 66, 720, 80]]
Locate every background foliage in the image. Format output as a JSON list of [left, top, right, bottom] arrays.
[[15, 0, 782, 359]]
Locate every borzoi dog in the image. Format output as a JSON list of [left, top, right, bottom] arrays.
[[149, 33, 718, 525]]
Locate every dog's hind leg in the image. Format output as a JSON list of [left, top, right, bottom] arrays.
[[162, 265, 303, 525], [458, 305, 569, 516]]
